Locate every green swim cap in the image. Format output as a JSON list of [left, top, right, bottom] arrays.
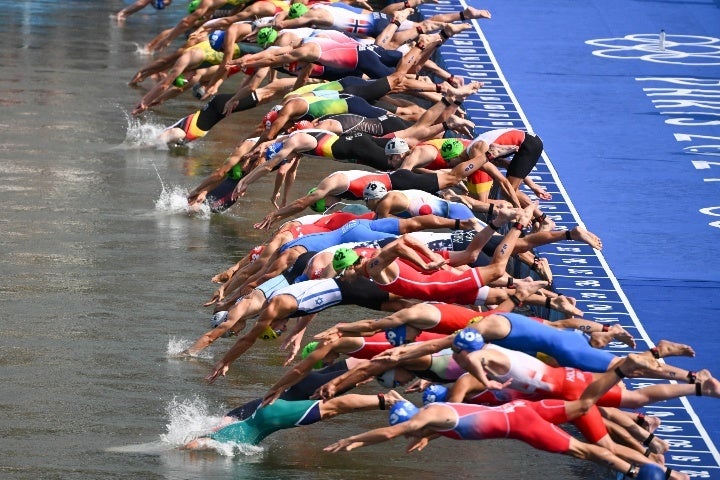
[[288, 2, 309, 18], [173, 74, 188, 87], [307, 187, 326, 213], [227, 164, 243, 180], [187, 0, 201, 13], [332, 247, 360, 273], [301, 341, 324, 369], [440, 138, 464, 160], [257, 27, 278, 48]]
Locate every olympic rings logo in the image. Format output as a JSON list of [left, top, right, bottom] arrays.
[[585, 34, 720, 66]]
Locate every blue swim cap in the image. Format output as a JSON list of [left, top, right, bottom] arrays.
[[452, 327, 485, 353], [636, 464, 666, 480], [209, 30, 226, 51], [152, 0, 165, 10], [389, 400, 420, 426], [385, 324, 407, 346], [265, 142, 284, 161], [422, 384, 448, 405]]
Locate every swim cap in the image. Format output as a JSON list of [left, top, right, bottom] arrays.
[[388, 400, 420, 425], [385, 324, 407, 346], [332, 247, 360, 273], [440, 138, 464, 160], [211, 310, 229, 329], [252, 16, 275, 29], [209, 30, 226, 51], [301, 341, 324, 369], [291, 120, 313, 131], [376, 368, 399, 388], [227, 164, 243, 180], [452, 327, 485, 353], [187, 0, 201, 13], [263, 109, 279, 130], [172, 75, 188, 87], [152, 0, 165, 10], [258, 325, 281, 340], [422, 384, 448, 405], [265, 141, 284, 161], [385, 137, 410, 155], [288, 2, 309, 18], [307, 187, 326, 213], [257, 27, 278, 48], [362, 181, 388, 201], [636, 464, 666, 480]]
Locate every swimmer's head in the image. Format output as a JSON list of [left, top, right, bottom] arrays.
[[289, 120, 313, 132], [388, 400, 420, 426], [440, 138, 464, 160], [265, 141, 284, 161], [452, 327, 485, 353], [227, 164, 243, 180], [332, 247, 360, 275], [172, 74, 188, 87], [209, 29, 226, 51], [187, 0, 201, 13], [384, 137, 410, 156], [258, 325, 282, 340], [257, 27, 279, 48], [362, 181, 388, 202], [263, 109, 279, 130], [301, 341, 325, 369], [385, 324, 408, 347], [288, 2, 309, 18], [152, 0, 166, 10], [422, 384, 448, 405], [307, 187, 326, 213]]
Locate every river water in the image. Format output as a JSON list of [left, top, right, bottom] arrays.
[[0, 1, 599, 479]]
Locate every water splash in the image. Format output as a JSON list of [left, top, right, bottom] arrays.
[[154, 183, 211, 218], [166, 337, 213, 360], [160, 397, 264, 457]]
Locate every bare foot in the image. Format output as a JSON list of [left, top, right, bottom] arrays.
[[531, 257, 553, 285], [459, 217, 482, 232], [643, 415, 662, 433], [446, 117, 475, 137], [698, 370, 720, 398], [442, 22, 472, 40], [610, 324, 636, 349], [622, 352, 662, 377], [450, 81, 484, 97], [569, 226, 603, 250], [549, 295, 583, 317], [393, 7, 414, 23], [513, 279, 549, 300], [648, 434, 670, 454], [649, 452, 666, 466], [463, 6, 492, 20], [655, 339, 695, 358]]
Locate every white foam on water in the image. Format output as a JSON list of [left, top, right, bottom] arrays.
[[159, 397, 264, 457], [166, 337, 213, 360], [154, 184, 211, 218]]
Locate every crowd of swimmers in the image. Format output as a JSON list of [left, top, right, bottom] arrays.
[[118, 1, 720, 478]]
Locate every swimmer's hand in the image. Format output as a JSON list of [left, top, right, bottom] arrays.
[[403, 378, 430, 393], [422, 259, 446, 271], [312, 382, 337, 400], [205, 361, 230, 384], [254, 212, 276, 230], [486, 378, 513, 391], [204, 287, 225, 306], [314, 326, 341, 340], [407, 435, 435, 452], [261, 388, 283, 407], [231, 181, 247, 201], [324, 438, 365, 452]]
